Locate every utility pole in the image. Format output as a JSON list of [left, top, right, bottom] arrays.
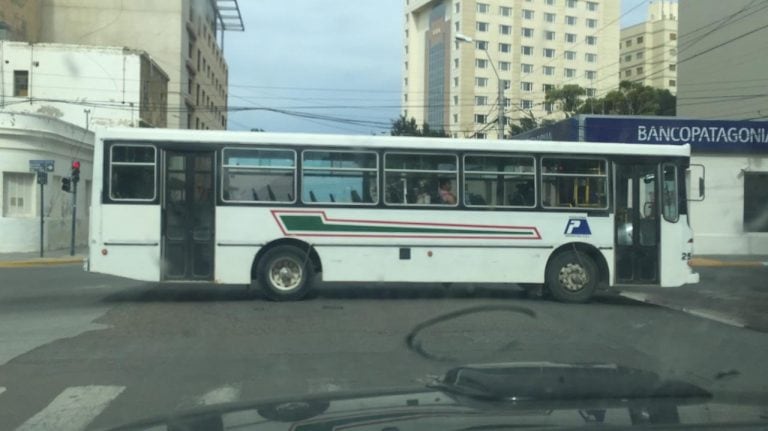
[[69, 161, 81, 256], [29, 160, 55, 257], [455, 33, 504, 139], [84, 109, 91, 130]]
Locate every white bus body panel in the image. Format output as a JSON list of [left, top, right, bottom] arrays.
[[660, 214, 700, 287], [89, 205, 161, 282]]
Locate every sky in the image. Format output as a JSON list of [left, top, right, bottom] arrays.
[[225, 0, 649, 134]]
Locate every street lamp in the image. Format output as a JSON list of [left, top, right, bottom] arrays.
[[455, 33, 504, 139]]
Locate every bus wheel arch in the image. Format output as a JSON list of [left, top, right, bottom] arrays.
[[251, 239, 322, 301], [544, 243, 608, 303]]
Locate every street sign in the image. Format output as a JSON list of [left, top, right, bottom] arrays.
[[36, 172, 48, 185], [29, 160, 55, 172]]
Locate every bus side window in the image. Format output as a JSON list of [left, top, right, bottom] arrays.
[[109, 145, 157, 201]]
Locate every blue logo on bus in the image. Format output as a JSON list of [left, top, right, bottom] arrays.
[[564, 218, 591, 236]]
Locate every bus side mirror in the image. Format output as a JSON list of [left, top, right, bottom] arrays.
[[687, 164, 705, 202]]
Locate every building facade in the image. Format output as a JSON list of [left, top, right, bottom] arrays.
[[0, 0, 41, 42], [1, 42, 168, 129], [676, 0, 768, 120], [37, 0, 243, 130], [619, 0, 678, 94], [0, 112, 93, 253], [403, 0, 620, 139]]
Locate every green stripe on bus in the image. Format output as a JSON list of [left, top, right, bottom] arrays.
[[280, 215, 534, 236]]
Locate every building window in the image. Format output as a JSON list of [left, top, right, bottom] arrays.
[[636, 66, 644, 74], [475, 40, 489, 50], [585, 70, 597, 80], [13, 70, 29, 97], [624, 69, 632, 77], [501, 79, 511, 89], [522, 63, 534, 73], [566, 16, 577, 25], [522, 27, 534, 38], [545, 12, 556, 23], [499, 6, 512, 16], [499, 43, 511, 53], [500, 24, 512, 35], [669, 79, 676, 87], [520, 100, 534, 109], [454, 58, 460, 68], [545, 31, 556, 41], [637, 36, 644, 44], [475, 58, 488, 69], [567, 0, 578, 8], [669, 64, 677, 71], [565, 50, 576, 60], [453, 77, 459, 87], [476, 133, 487, 140], [565, 68, 576, 78], [586, 53, 597, 63], [475, 114, 487, 124], [625, 39, 632, 47], [522, 46, 534, 56], [475, 96, 488, 106], [624, 55, 632, 62], [543, 48, 556, 58], [586, 36, 597, 45], [670, 33, 677, 41], [544, 66, 555, 76], [3, 172, 34, 217], [522, 9, 534, 19], [499, 61, 511, 71], [587, 18, 597, 28], [475, 77, 489, 87], [543, 84, 555, 92], [636, 52, 644, 60], [476, 22, 489, 32], [521, 81, 534, 92], [586, 1, 598, 11], [477, 2, 490, 13], [744, 173, 768, 232], [565, 33, 577, 43], [546, 0, 556, 5]]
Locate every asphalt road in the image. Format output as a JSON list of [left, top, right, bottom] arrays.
[[0, 265, 766, 430]]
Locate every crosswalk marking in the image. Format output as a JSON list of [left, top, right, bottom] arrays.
[[197, 384, 240, 406], [15, 385, 125, 431]]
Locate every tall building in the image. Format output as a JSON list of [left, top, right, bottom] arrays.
[[37, 0, 244, 130], [1, 41, 168, 129], [403, 0, 620, 139], [0, 0, 41, 42], [619, 0, 678, 94], [676, 0, 768, 120]]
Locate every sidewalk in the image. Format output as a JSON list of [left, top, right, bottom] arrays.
[[0, 247, 87, 268]]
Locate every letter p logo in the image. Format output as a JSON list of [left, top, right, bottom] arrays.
[[565, 218, 591, 235]]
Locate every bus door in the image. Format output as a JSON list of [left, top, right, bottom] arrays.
[[614, 163, 660, 284], [162, 150, 215, 281]]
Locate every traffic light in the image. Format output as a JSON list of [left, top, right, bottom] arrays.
[[61, 177, 72, 192], [71, 160, 81, 184]]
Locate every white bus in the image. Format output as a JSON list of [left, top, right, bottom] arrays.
[[87, 128, 699, 302]]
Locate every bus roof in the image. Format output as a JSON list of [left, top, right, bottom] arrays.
[[95, 128, 691, 158]]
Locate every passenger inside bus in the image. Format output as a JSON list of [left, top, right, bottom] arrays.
[[438, 178, 456, 204]]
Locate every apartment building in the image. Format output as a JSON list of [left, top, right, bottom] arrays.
[[676, 0, 768, 120], [403, 0, 619, 139], [619, 0, 678, 94], [0, 0, 41, 42], [36, 0, 244, 130]]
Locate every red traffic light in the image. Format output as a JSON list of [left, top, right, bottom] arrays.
[[72, 160, 81, 169]]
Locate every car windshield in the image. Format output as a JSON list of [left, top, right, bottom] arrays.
[[1, 1, 768, 431]]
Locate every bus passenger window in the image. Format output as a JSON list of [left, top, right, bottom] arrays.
[[541, 158, 608, 209], [301, 151, 378, 205], [464, 155, 535, 208], [384, 153, 458, 206], [222, 148, 296, 203], [109, 145, 156, 201]]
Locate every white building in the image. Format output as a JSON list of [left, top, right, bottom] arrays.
[[619, 0, 678, 94], [0, 41, 168, 129], [0, 112, 93, 253], [403, 0, 620, 139]]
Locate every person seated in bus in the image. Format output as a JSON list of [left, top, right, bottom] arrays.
[[438, 178, 456, 205]]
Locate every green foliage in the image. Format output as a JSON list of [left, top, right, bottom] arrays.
[[390, 115, 449, 137], [577, 81, 676, 116], [545, 84, 587, 117]]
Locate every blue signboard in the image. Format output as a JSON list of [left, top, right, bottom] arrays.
[[584, 117, 768, 153]]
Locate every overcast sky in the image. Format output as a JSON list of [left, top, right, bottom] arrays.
[[225, 0, 649, 134]]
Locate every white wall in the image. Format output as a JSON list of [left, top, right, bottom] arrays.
[[689, 154, 768, 255], [0, 42, 143, 129], [0, 112, 94, 253]]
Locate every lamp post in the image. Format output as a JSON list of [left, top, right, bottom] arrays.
[[455, 33, 504, 139]]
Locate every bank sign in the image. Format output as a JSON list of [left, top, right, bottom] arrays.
[[584, 117, 768, 153]]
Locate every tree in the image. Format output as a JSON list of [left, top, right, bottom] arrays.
[[390, 115, 448, 137], [545, 84, 587, 117], [508, 111, 539, 136], [577, 81, 676, 116]]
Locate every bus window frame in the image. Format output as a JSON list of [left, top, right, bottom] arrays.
[[221, 146, 297, 204], [662, 163, 680, 223], [540, 156, 609, 210], [301, 149, 380, 206], [108, 143, 158, 202], [463, 153, 537, 209], [383, 151, 459, 208]]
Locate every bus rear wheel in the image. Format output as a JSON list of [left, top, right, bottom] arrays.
[[545, 250, 597, 303], [257, 245, 314, 301]]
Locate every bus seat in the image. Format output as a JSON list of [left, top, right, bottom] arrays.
[[329, 193, 336, 202], [309, 191, 318, 202], [252, 189, 260, 201], [468, 193, 487, 205], [351, 190, 362, 203], [267, 185, 276, 201]]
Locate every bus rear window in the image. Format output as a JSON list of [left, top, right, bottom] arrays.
[[222, 148, 296, 203], [109, 145, 157, 201], [541, 157, 607, 209]]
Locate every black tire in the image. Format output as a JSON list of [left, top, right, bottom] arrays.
[[256, 245, 314, 301], [545, 250, 598, 303]]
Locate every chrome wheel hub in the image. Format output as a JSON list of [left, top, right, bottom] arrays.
[[269, 258, 303, 291], [558, 263, 589, 292]]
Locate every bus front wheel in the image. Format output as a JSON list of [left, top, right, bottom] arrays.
[[545, 250, 598, 303], [257, 245, 314, 301]]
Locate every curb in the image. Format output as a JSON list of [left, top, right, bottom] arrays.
[[689, 258, 767, 268], [0, 257, 84, 268]]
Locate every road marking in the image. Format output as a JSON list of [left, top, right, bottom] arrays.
[[15, 385, 125, 431], [197, 384, 241, 406]]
